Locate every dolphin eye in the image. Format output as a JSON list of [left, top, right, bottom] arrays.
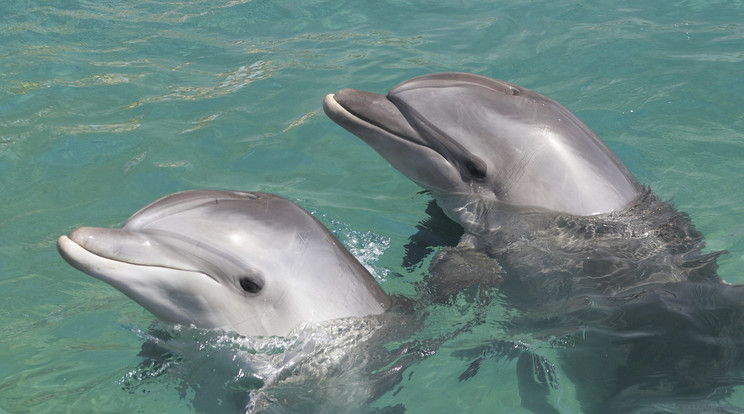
[[239, 277, 262, 294], [464, 159, 487, 180]]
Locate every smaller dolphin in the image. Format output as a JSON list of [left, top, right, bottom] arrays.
[[57, 190, 390, 337], [323, 72, 644, 219]]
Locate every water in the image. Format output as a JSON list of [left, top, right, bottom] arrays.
[[1, 0, 743, 412]]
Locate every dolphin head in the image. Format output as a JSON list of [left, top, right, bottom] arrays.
[[57, 190, 390, 337], [323, 72, 643, 217]]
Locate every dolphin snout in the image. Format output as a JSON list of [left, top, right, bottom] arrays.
[[330, 88, 400, 123], [62, 227, 163, 266], [323, 89, 420, 144], [67, 227, 135, 252]]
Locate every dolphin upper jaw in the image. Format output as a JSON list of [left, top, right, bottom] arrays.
[[63, 226, 208, 274]]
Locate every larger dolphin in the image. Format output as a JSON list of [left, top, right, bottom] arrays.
[[323, 73, 743, 413], [323, 72, 644, 220], [57, 190, 390, 338]]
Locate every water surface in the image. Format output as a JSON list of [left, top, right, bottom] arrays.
[[1, 1, 743, 413]]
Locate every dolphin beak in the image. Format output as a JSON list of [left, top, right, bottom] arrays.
[[63, 227, 158, 265], [57, 234, 97, 275], [323, 90, 426, 147], [58, 227, 200, 272]]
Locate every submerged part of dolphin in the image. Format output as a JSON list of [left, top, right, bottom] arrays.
[[323, 72, 644, 219], [57, 190, 391, 337]]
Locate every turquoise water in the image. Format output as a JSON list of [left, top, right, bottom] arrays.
[[2, 1, 744, 412]]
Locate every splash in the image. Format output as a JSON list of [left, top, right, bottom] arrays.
[[121, 317, 386, 413], [337, 225, 391, 281]]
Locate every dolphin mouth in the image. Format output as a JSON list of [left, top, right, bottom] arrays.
[[57, 235, 99, 274], [323, 90, 430, 150], [57, 228, 203, 275], [57, 233, 226, 292]]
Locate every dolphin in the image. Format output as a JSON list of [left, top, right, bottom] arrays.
[[323, 72, 644, 221], [55, 190, 472, 413], [323, 73, 744, 413], [57, 190, 391, 338]]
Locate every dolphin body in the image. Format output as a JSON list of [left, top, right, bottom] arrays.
[[59, 190, 443, 413], [57, 190, 391, 338], [58, 190, 506, 413], [323, 73, 744, 413]]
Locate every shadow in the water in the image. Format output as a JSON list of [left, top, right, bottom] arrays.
[[402, 196, 464, 270]]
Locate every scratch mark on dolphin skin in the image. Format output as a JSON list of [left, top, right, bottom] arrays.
[[500, 147, 539, 198]]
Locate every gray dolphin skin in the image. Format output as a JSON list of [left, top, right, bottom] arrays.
[[324, 73, 744, 413], [323, 72, 644, 220], [57, 190, 390, 337]]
